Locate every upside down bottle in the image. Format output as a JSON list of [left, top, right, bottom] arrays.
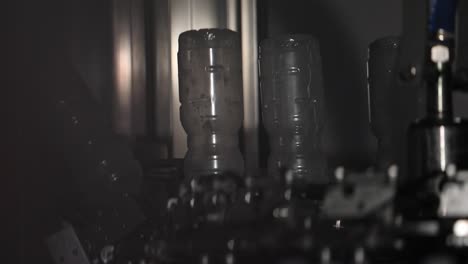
[[178, 29, 244, 181], [259, 34, 327, 185], [367, 36, 401, 169]]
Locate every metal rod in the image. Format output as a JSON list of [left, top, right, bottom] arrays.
[[241, 0, 259, 173]]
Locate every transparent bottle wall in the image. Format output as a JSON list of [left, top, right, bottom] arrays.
[[178, 29, 244, 179], [259, 35, 327, 183]]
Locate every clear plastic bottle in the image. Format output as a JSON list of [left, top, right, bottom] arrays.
[[259, 35, 327, 184], [178, 29, 244, 179]]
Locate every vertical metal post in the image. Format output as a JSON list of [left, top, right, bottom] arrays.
[[153, 0, 172, 156], [241, 0, 259, 172], [227, 0, 239, 31]]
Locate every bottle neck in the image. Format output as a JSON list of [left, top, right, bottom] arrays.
[[425, 30, 454, 121]]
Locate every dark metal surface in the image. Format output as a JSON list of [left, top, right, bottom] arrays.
[[455, 0, 468, 89], [397, 0, 427, 86], [408, 120, 468, 183], [367, 36, 401, 169]]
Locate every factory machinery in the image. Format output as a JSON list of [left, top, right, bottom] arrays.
[[45, 0, 468, 263]]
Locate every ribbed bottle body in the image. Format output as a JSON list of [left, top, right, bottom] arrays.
[[178, 29, 244, 179], [259, 35, 326, 183]]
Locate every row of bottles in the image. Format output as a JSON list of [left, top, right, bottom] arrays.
[[178, 29, 328, 186]]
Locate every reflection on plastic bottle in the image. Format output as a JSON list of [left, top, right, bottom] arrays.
[[259, 34, 327, 184]]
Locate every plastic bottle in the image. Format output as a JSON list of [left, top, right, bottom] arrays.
[[259, 34, 327, 184], [178, 29, 244, 180]]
